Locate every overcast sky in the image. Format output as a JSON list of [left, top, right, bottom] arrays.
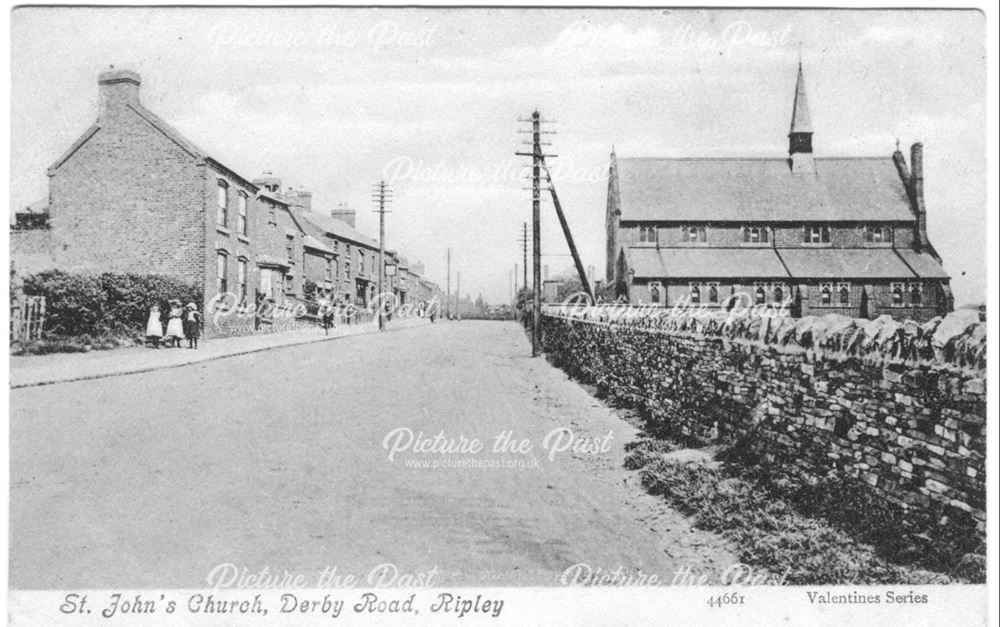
[[10, 8, 987, 306]]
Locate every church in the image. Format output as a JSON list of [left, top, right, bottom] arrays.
[[604, 63, 952, 322]]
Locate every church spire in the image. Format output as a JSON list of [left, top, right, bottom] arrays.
[[788, 60, 815, 173]]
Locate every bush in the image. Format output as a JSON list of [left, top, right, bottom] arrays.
[[20, 270, 202, 344]]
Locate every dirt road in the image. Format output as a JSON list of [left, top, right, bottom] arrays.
[[10, 321, 737, 588]]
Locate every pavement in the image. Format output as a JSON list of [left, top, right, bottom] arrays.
[[9, 320, 738, 589], [9, 316, 429, 389]]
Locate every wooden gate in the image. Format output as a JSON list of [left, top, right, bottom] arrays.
[[10, 296, 46, 342]]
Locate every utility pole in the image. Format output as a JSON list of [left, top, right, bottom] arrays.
[[371, 181, 393, 330], [517, 111, 556, 357], [516, 222, 528, 301], [446, 248, 451, 319]]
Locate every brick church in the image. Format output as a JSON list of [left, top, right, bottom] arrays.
[[605, 63, 952, 322]]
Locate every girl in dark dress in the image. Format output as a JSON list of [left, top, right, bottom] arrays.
[[184, 302, 202, 349]]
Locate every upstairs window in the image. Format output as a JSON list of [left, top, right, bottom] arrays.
[[682, 225, 707, 243], [909, 282, 923, 306], [805, 225, 831, 244], [325, 258, 333, 282], [743, 226, 769, 244], [216, 180, 229, 227], [286, 235, 294, 262], [638, 225, 658, 244], [754, 285, 766, 305], [359, 249, 365, 275], [865, 225, 893, 243], [237, 192, 248, 236]]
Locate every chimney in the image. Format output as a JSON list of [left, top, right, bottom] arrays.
[[892, 141, 910, 187], [283, 188, 313, 212], [331, 208, 356, 227], [910, 142, 927, 253], [252, 171, 282, 195], [98, 67, 141, 120]]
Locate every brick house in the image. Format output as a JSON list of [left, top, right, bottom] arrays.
[[34, 67, 318, 336], [16, 66, 445, 334], [605, 63, 952, 322]]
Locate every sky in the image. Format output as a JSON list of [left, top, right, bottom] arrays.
[[10, 8, 988, 306]]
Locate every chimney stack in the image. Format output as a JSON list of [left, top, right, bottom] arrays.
[[98, 67, 141, 120], [892, 140, 910, 187], [331, 208, 356, 228], [910, 143, 927, 253]]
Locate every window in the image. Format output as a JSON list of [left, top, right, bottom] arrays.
[[358, 249, 365, 276], [708, 283, 719, 304], [639, 225, 658, 244], [216, 180, 229, 227], [837, 283, 850, 305], [682, 225, 707, 243], [865, 225, 892, 243], [755, 285, 766, 305], [237, 259, 247, 304], [237, 193, 248, 236], [909, 282, 923, 305], [649, 282, 661, 304], [267, 201, 276, 225], [891, 283, 904, 306], [216, 252, 228, 297], [286, 235, 294, 262], [820, 283, 833, 305], [805, 225, 831, 244], [690, 284, 701, 304], [285, 273, 294, 294], [773, 284, 784, 304], [743, 226, 769, 244], [325, 258, 333, 282]]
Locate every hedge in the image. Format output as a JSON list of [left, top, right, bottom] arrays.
[[21, 270, 203, 339]]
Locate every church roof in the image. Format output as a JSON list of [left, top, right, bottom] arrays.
[[627, 247, 790, 279], [615, 157, 916, 222]]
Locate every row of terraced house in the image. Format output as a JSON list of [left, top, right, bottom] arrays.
[[11, 67, 443, 337]]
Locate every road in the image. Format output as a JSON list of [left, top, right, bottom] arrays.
[[10, 321, 737, 589]]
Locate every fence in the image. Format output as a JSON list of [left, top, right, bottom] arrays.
[[10, 296, 46, 342]]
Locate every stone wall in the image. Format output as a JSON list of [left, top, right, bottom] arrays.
[[540, 309, 986, 535]]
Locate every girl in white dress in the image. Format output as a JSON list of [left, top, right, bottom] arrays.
[[164, 299, 186, 348], [145, 303, 163, 348]]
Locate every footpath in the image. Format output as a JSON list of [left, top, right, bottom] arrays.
[[9, 317, 430, 389]]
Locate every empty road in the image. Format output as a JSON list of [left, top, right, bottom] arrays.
[[10, 321, 736, 589]]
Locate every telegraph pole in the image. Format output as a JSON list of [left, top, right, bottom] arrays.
[[371, 181, 393, 330], [517, 111, 556, 357], [446, 248, 451, 319]]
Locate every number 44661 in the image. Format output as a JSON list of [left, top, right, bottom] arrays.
[[707, 592, 745, 608]]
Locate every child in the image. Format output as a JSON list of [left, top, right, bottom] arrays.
[[184, 302, 202, 349], [165, 299, 185, 348], [145, 303, 163, 348]]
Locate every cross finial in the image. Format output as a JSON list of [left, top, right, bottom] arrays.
[[895, 137, 901, 151]]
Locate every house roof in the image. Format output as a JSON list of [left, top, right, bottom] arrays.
[[615, 157, 916, 222], [777, 247, 917, 279], [24, 197, 49, 214], [626, 247, 791, 279], [303, 235, 335, 255], [896, 248, 950, 279], [298, 210, 379, 249]]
